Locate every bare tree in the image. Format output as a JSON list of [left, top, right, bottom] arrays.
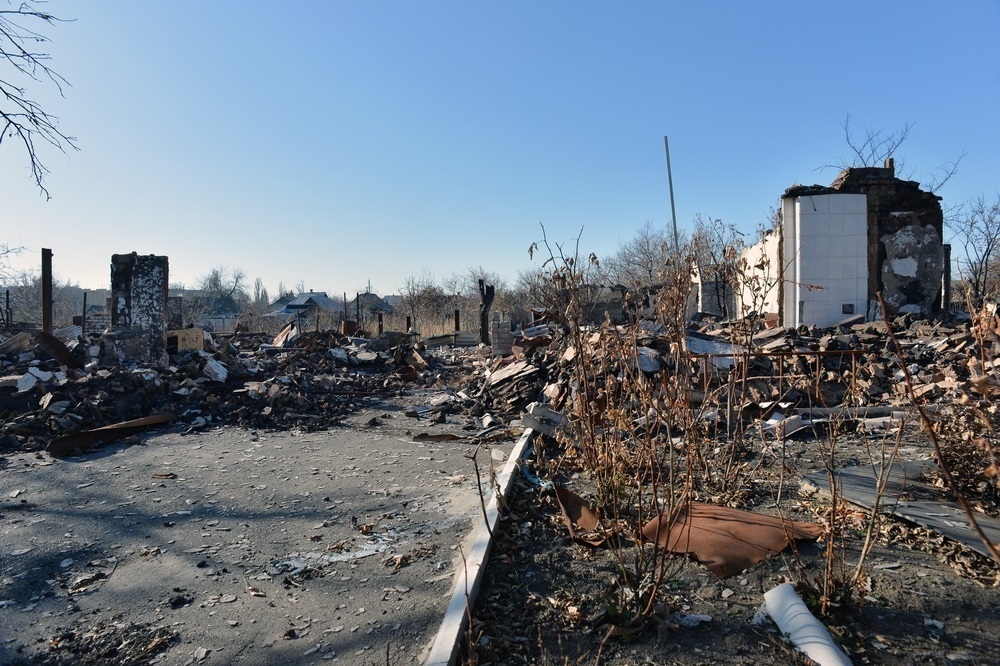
[[601, 220, 674, 288], [4, 269, 80, 326], [1, 1, 76, 198], [690, 214, 744, 317], [397, 271, 444, 333], [825, 115, 963, 194], [225, 276, 272, 332], [947, 195, 1000, 309], [174, 266, 249, 330], [199, 266, 248, 303], [0, 241, 23, 284], [832, 115, 914, 170], [251, 278, 269, 308]]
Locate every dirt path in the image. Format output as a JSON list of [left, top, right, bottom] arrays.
[[1, 394, 511, 665]]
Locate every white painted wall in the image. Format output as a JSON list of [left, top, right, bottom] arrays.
[[787, 193, 867, 327], [737, 229, 781, 318]]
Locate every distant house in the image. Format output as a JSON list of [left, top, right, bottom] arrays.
[[381, 294, 402, 311], [738, 159, 947, 327], [267, 292, 297, 314], [268, 291, 345, 322], [345, 292, 394, 319]]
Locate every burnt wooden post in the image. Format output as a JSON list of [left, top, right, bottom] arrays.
[[378, 312, 383, 334], [478, 279, 494, 345], [41, 248, 53, 334]]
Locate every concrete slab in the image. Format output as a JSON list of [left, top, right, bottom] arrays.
[[0, 395, 517, 665]]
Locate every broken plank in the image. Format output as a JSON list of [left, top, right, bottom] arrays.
[[47, 413, 176, 458]]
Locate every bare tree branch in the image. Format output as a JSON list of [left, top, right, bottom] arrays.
[[925, 152, 965, 194], [947, 194, 1000, 308], [0, 1, 77, 199], [0, 241, 23, 284], [821, 115, 964, 195], [601, 221, 674, 289], [824, 114, 914, 170]]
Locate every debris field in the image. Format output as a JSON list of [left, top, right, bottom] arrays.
[[2, 308, 1000, 664]]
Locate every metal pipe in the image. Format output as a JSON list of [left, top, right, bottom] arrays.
[[664, 136, 680, 254]]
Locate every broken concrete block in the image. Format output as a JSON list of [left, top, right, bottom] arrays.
[[202, 358, 229, 382], [16, 372, 39, 393], [521, 402, 568, 435], [0, 332, 32, 356], [354, 350, 378, 364], [636, 347, 661, 373]]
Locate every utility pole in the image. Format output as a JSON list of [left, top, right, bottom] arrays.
[[664, 136, 680, 254]]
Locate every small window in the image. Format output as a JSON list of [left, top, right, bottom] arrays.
[[842, 304, 855, 314]]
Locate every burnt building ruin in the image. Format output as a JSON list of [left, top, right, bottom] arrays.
[[739, 159, 947, 327], [105, 253, 169, 365]]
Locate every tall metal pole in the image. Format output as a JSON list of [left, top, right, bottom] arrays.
[[664, 136, 680, 254]]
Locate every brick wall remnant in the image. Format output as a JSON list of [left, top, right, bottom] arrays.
[[107, 253, 169, 366], [880, 224, 944, 315]]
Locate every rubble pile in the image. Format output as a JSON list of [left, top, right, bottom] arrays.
[[0, 328, 465, 455], [469, 311, 1000, 664], [2, 311, 996, 465], [686, 313, 998, 424], [455, 311, 997, 435], [453, 317, 566, 421]]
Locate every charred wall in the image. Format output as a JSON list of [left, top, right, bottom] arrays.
[[783, 161, 945, 318], [832, 162, 944, 317], [107, 253, 169, 366]]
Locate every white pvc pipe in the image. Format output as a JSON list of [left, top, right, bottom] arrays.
[[763, 583, 853, 666]]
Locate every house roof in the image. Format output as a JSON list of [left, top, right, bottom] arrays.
[[269, 291, 343, 316], [267, 292, 297, 310], [345, 292, 394, 314]]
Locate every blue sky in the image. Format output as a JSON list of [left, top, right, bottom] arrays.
[[3, 1, 998, 296]]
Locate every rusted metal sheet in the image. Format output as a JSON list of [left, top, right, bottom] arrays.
[[641, 503, 823, 578]]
